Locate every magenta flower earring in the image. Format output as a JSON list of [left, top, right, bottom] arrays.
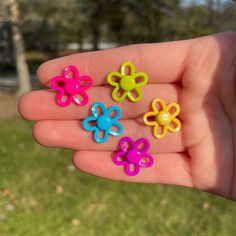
[[113, 137, 153, 176], [50, 65, 93, 107]]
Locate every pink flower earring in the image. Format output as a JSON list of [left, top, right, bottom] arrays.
[[50, 65, 93, 107]]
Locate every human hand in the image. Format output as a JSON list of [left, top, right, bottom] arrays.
[[19, 32, 236, 201]]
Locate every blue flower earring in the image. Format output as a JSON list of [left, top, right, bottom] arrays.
[[83, 102, 123, 143]]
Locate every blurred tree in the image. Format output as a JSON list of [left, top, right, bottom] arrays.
[[174, 0, 215, 39], [120, 0, 181, 43], [0, 22, 14, 65], [84, 0, 102, 50], [80, 0, 125, 50], [177, 0, 235, 39], [7, 0, 31, 96], [1, 0, 235, 60], [19, 0, 88, 54], [217, 1, 236, 32], [0, 3, 14, 66]]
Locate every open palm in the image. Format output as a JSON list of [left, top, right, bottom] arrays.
[[19, 32, 236, 201]]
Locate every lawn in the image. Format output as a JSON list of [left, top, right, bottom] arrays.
[[0, 118, 236, 236]]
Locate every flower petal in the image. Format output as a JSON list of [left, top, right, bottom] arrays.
[[119, 137, 135, 152], [50, 76, 67, 92], [56, 92, 73, 107], [135, 138, 150, 154], [166, 103, 180, 117], [121, 61, 135, 76], [108, 121, 123, 136], [106, 105, 122, 121], [82, 116, 98, 131], [139, 153, 154, 168], [125, 163, 140, 176], [167, 117, 181, 133], [91, 102, 106, 118], [112, 86, 127, 102], [94, 129, 109, 144], [151, 98, 167, 113], [127, 87, 142, 102], [73, 90, 89, 106], [63, 65, 79, 79], [134, 72, 148, 87], [107, 72, 122, 86], [153, 124, 168, 139], [77, 75, 93, 90], [143, 111, 157, 126], [113, 151, 127, 166]]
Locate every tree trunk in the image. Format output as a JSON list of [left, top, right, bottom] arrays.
[[8, 0, 31, 96], [90, 0, 100, 51], [92, 26, 99, 51]]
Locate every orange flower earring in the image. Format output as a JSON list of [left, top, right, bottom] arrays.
[[143, 98, 181, 139]]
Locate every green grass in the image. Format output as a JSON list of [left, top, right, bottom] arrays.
[[0, 118, 236, 236]]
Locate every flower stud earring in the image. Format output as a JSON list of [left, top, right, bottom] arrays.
[[50, 65, 93, 107], [143, 98, 181, 139], [113, 137, 153, 176], [83, 102, 123, 144], [107, 61, 148, 102]]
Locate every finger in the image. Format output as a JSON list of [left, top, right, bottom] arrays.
[[19, 84, 180, 120], [37, 40, 193, 86], [33, 120, 184, 153], [72, 151, 192, 187]]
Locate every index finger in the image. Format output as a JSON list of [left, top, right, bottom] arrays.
[[37, 40, 193, 86]]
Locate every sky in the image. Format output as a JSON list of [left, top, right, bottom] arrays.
[[182, 0, 231, 6]]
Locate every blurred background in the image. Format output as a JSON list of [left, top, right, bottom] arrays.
[[0, 0, 236, 235]]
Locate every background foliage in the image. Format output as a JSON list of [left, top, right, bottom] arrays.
[[0, 1, 236, 235], [19, 0, 236, 49], [1, 0, 236, 68]]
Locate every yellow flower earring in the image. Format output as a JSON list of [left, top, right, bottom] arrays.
[[143, 98, 181, 139], [107, 61, 148, 102]]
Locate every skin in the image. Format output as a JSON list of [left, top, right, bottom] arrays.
[[18, 32, 236, 201]]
